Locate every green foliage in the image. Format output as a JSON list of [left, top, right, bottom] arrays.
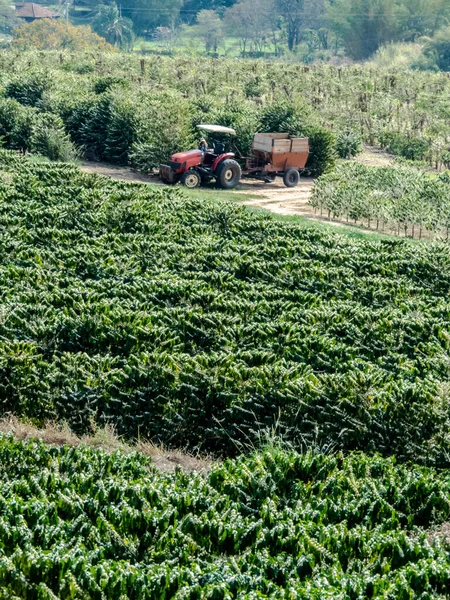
[[326, 0, 450, 60], [92, 3, 134, 50], [0, 54, 448, 168], [123, 0, 183, 36], [1, 153, 450, 462], [380, 131, 431, 161], [2, 438, 450, 597], [93, 75, 129, 94], [424, 25, 450, 71], [0, 98, 35, 152], [336, 129, 363, 159], [103, 92, 138, 163], [311, 161, 450, 234], [30, 113, 77, 162], [210, 100, 259, 157], [371, 41, 425, 68], [5, 72, 49, 107], [77, 94, 112, 160], [130, 91, 194, 170]]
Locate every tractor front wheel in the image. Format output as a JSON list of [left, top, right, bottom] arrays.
[[283, 168, 300, 188], [181, 170, 201, 189], [216, 160, 241, 190], [162, 175, 180, 185]]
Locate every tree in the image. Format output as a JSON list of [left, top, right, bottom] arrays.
[[224, 0, 273, 54], [195, 10, 224, 53], [326, 0, 399, 59], [424, 25, 450, 71], [274, 0, 304, 51], [395, 0, 450, 41], [122, 0, 183, 37], [12, 20, 113, 51], [92, 4, 134, 49], [181, 0, 237, 24], [0, 0, 20, 35]]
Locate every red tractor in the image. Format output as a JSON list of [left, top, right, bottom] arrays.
[[159, 124, 242, 189]]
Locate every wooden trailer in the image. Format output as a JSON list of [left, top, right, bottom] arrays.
[[243, 133, 309, 187]]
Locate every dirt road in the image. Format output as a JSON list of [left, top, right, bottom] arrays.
[[79, 147, 394, 230]]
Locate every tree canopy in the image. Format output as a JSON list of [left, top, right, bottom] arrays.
[[13, 20, 113, 51]]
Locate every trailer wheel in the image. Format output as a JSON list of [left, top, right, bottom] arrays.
[[283, 168, 300, 188], [216, 160, 241, 189], [181, 170, 201, 189]]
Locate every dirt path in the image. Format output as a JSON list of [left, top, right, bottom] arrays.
[[235, 146, 394, 225], [79, 146, 394, 232]]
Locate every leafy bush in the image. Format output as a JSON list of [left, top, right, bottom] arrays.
[[130, 91, 193, 170], [0, 97, 35, 151], [30, 113, 77, 161], [12, 19, 114, 51], [1, 154, 450, 462], [3, 439, 450, 597], [77, 95, 112, 160], [244, 76, 265, 98], [93, 75, 129, 94], [336, 129, 363, 158], [380, 131, 431, 161], [5, 72, 49, 107], [60, 59, 96, 74], [442, 150, 450, 169], [103, 92, 138, 163], [423, 25, 450, 71], [209, 100, 259, 158], [311, 161, 450, 234], [371, 42, 425, 69]]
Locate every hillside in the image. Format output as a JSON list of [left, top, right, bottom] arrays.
[[1, 152, 450, 465]]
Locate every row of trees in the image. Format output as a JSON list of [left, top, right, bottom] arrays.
[[74, 0, 450, 59], [0, 0, 448, 62], [201, 0, 450, 58]]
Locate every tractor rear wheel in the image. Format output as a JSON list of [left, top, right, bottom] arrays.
[[283, 168, 300, 188], [181, 170, 201, 189], [216, 160, 241, 189]]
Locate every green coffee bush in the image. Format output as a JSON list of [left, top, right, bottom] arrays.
[[5, 72, 50, 107], [30, 113, 77, 162], [380, 131, 431, 161], [336, 129, 363, 159]]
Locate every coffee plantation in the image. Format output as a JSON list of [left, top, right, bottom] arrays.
[[0, 51, 449, 172], [310, 162, 450, 237], [2, 437, 450, 599], [1, 151, 450, 465], [1, 48, 450, 598]]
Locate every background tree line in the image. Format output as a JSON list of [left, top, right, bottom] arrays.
[[6, 0, 450, 67]]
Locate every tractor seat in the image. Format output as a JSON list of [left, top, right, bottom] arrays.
[[213, 141, 225, 155]]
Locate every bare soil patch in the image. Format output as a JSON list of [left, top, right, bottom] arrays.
[[0, 417, 212, 474]]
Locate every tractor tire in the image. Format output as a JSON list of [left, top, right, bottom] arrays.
[[162, 175, 180, 185], [283, 168, 300, 188], [216, 160, 241, 190], [181, 170, 201, 189]]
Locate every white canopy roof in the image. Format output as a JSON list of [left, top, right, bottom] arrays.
[[197, 124, 236, 135]]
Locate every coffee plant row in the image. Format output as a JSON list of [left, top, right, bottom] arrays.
[[2, 151, 450, 463], [0, 51, 449, 171], [2, 437, 450, 599], [311, 162, 450, 237]]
